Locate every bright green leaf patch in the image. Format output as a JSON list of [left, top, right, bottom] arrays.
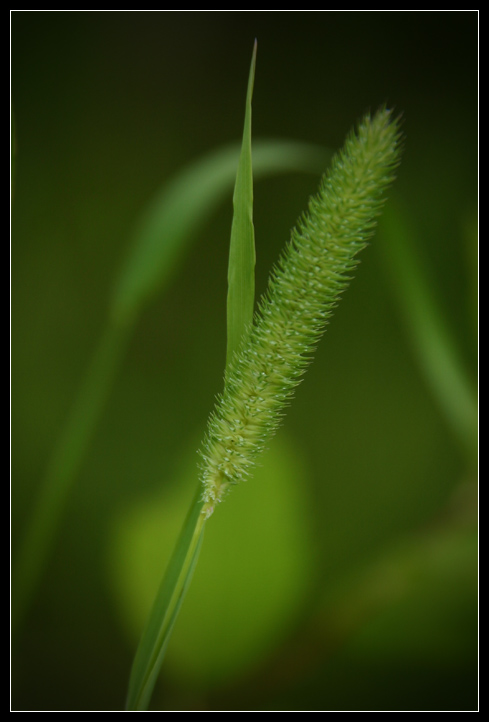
[[107, 433, 315, 690]]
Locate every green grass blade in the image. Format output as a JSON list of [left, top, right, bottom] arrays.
[[252, 138, 330, 177], [226, 40, 257, 371], [378, 197, 477, 460], [125, 488, 206, 711], [128, 107, 400, 708], [127, 44, 262, 710], [11, 108, 16, 200]]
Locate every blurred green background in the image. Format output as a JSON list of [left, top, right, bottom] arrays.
[[11, 11, 477, 711]]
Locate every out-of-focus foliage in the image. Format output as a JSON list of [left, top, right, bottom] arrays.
[[109, 433, 315, 689]]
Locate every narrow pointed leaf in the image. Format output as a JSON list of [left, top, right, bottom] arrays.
[[226, 40, 257, 371], [125, 488, 206, 711]]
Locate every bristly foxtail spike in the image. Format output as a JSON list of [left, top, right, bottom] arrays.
[[200, 108, 402, 518]]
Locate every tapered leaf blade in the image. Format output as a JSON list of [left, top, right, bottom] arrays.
[[226, 40, 257, 370]]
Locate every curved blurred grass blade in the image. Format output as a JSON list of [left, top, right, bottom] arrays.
[[111, 137, 330, 326], [13, 138, 330, 633], [11, 108, 16, 200], [12, 321, 131, 633], [377, 197, 478, 460], [226, 39, 257, 370], [126, 488, 206, 711]]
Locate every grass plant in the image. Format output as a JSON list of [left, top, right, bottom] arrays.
[[11, 54, 330, 636], [125, 43, 402, 710], [12, 36, 477, 712]]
